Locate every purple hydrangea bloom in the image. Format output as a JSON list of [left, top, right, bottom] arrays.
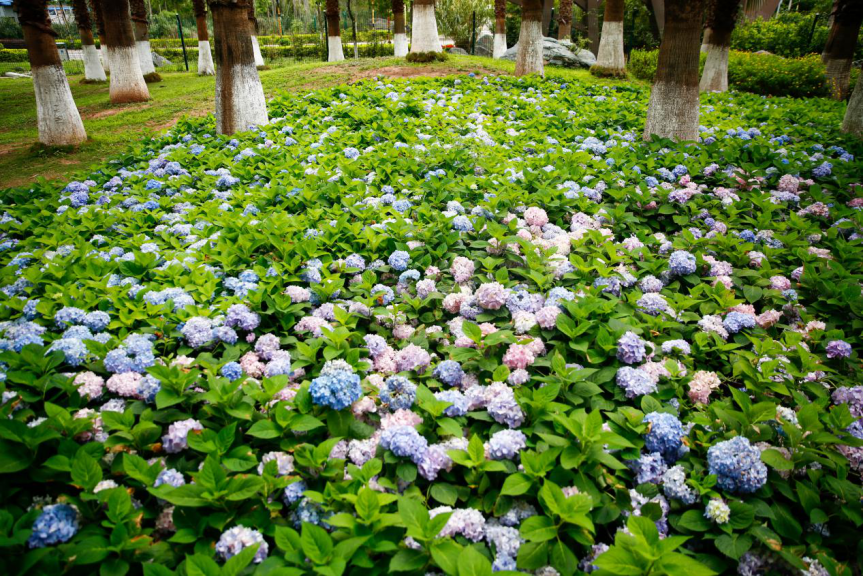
[[631, 452, 667, 484], [826, 340, 852, 359], [162, 419, 204, 453], [723, 312, 756, 334], [27, 504, 79, 548], [380, 425, 428, 463], [225, 304, 260, 331], [388, 250, 410, 271], [154, 468, 186, 488], [616, 367, 657, 398], [707, 436, 768, 494], [215, 526, 269, 564], [617, 331, 647, 364], [486, 430, 527, 460], [433, 360, 464, 387], [668, 251, 697, 276], [661, 465, 697, 504], [283, 481, 307, 504]]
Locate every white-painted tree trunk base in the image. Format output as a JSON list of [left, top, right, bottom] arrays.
[[98, 48, 107, 69], [493, 33, 507, 59], [410, 5, 442, 53], [136, 40, 157, 76], [198, 40, 215, 75], [32, 65, 87, 146], [251, 36, 265, 67], [699, 43, 729, 92], [595, 20, 625, 72], [515, 19, 543, 76], [643, 80, 700, 141], [328, 35, 345, 62], [394, 33, 408, 57], [215, 62, 268, 134], [842, 69, 863, 136], [107, 45, 149, 103], [82, 44, 107, 82]]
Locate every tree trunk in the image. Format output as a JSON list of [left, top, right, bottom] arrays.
[[594, 0, 625, 75], [247, 4, 266, 67], [641, 0, 661, 43], [541, 0, 553, 36], [193, 0, 215, 75], [103, 0, 149, 103], [823, 0, 863, 100], [494, 0, 507, 57], [392, 0, 408, 57], [516, 0, 544, 76], [822, 0, 839, 62], [129, 0, 160, 82], [700, 0, 740, 92], [71, 0, 106, 82], [88, 0, 108, 70], [587, 0, 600, 55], [651, 0, 665, 36], [700, 27, 711, 51], [325, 0, 344, 61], [643, 0, 704, 141], [14, 0, 87, 146], [210, 0, 268, 134], [842, 65, 863, 136], [410, 0, 441, 53], [558, 0, 572, 41]]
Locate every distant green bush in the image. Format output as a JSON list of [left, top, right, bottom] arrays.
[[0, 49, 28, 63], [730, 13, 840, 58], [628, 49, 854, 99], [153, 42, 394, 63]]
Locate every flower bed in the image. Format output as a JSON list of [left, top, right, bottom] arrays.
[[0, 74, 862, 576]]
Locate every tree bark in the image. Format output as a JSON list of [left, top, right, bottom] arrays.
[[643, 0, 704, 141], [587, 0, 600, 54], [541, 0, 553, 36], [14, 0, 87, 146], [392, 0, 408, 57], [88, 0, 108, 69], [410, 0, 442, 53], [641, 0, 661, 42], [71, 0, 106, 82], [594, 0, 625, 75], [494, 0, 507, 57], [842, 65, 863, 136], [209, 0, 268, 134], [516, 0, 544, 76], [325, 0, 344, 61], [103, 0, 150, 103], [192, 0, 215, 75], [823, 0, 863, 100], [129, 0, 160, 82], [651, 0, 665, 36], [699, 0, 741, 92], [558, 0, 572, 41], [245, 4, 265, 67]]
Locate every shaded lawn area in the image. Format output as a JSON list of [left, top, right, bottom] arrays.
[[0, 56, 631, 190]]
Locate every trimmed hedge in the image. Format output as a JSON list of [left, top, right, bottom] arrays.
[[628, 49, 855, 99], [154, 42, 395, 62], [0, 48, 27, 63]]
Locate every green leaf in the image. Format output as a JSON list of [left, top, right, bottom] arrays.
[[398, 497, 428, 538], [301, 522, 333, 564], [222, 543, 260, 576], [676, 509, 713, 532], [275, 525, 301, 553], [461, 322, 482, 343], [516, 541, 548, 571], [457, 546, 492, 576], [356, 487, 380, 521], [550, 539, 578, 576], [743, 285, 763, 303], [656, 552, 717, 576], [715, 533, 753, 560], [430, 483, 459, 506], [71, 450, 102, 491], [246, 420, 282, 439], [501, 473, 533, 496], [468, 434, 485, 464], [761, 449, 793, 471], [390, 549, 428, 572], [185, 554, 221, 576], [431, 539, 463, 575], [143, 565, 175, 576], [520, 515, 558, 542]]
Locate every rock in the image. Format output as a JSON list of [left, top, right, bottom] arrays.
[[2, 71, 31, 78], [501, 36, 596, 69], [474, 33, 494, 57], [448, 47, 469, 55], [152, 52, 173, 68], [754, 50, 774, 56]]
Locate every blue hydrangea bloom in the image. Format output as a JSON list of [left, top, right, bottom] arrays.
[[309, 370, 362, 410], [433, 360, 464, 387], [27, 504, 78, 548], [643, 412, 688, 463], [379, 376, 417, 410], [388, 250, 410, 271], [668, 251, 697, 276], [707, 436, 768, 494], [221, 362, 243, 381], [380, 425, 428, 463]]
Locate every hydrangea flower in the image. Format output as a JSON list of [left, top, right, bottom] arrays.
[[379, 375, 416, 410], [643, 412, 688, 463], [380, 425, 428, 463], [162, 419, 204, 453], [707, 436, 768, 494], [310, 370, 362, 410], [27, 504, 79, 548], [215, 526, 269, 563], [616, 331, 647, 364]]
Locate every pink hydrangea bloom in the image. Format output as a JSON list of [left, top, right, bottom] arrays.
[[524, 207, 549, 227]]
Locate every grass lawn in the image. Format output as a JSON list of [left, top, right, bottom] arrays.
[[0, 56, 632, 191]]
